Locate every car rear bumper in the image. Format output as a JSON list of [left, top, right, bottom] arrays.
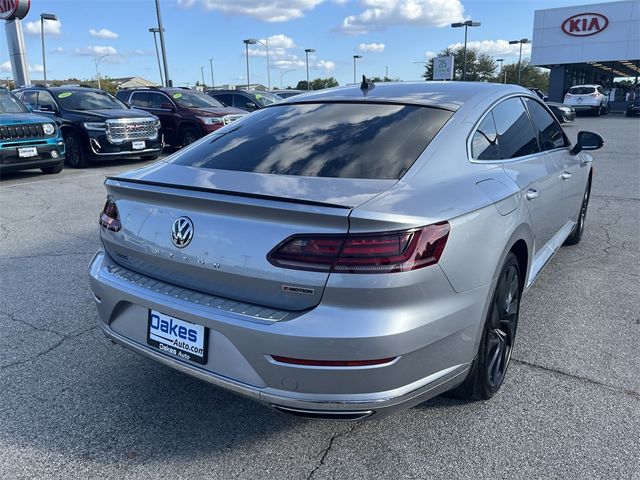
[[89, 250, 488, 419]]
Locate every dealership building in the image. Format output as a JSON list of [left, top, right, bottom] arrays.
[[532, 0, 639, 106]]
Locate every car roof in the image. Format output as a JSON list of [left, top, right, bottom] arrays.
[[279, 81, 531, 111], [569, 84, 599, 88]]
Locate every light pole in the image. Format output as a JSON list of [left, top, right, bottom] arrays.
[[496, 58, 504, 84], [149, 27, 164, 86], [40, 13, 58, 86], [509, 38, 530, 85], [155, 0, 171, 86], [451, 20, 481, 81], [200, 65, 205, 88], [95, 54, 109, 90], [209, 58, 215, 89], [304, 48, 315, 90], [353, 55, 362, 84], [280, 69, 295, 89], [243, 39, 257, 89], [245, 38, 270, 89]]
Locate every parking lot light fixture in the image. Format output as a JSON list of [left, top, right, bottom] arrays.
[[243, 39, 257, 90], [40, 13, 58, 86], [496, 58, 504, 83], [280, 69, 295, 89], [304, 48, 315, 90], [209, 58, 215, 89], [451, 20, 481, 81], [149, 28, 164, 86], [353, 55, 362, 84], [155, 0, 171, 86], [95, 54, 109, 90], [509, 38, 530, 85]]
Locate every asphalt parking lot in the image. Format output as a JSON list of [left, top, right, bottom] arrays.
[[1, 115, 639, 479]]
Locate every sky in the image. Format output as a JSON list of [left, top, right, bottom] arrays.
[[0, 0, 610, 88]]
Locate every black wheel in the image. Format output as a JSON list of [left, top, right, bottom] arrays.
[[564, 181, 591, 246], [41, 161, 63, 174], [446, 252, 521, 401], [180, 126, 200, 147], [64, 132, 89, 168], [140, 154, 159, 161], [594, 105, 601, 117]]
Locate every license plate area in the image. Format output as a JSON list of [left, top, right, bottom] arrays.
[[147, 310, 208, 364], [18, 146, 38, 158], [132, 140, 145, 150]]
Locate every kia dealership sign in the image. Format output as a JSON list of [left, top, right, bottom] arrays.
[[0, 0, 30, 20], [561, 13, 609, 36]]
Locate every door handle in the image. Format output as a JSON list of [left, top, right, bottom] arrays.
[[526, 188, 540, 200], [560, 171, 572, 180]]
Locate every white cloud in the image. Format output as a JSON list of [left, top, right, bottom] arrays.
[[341, 0, 464, 35], [89, 28, 119, 39], [425, 50, 437, 59], [25, 19, 62, 35], [448, 39, 532, 59], [30, 64, 44, 73], [51, 46, 64, 54], [73, 45, 118, 56], [358, 42, 385, 53], [244, 33, 334, 72], [316, 60, 335, 72], [0, 62, 44, 73], [0, 61, 12, 73], [178, 0, 324, 22]]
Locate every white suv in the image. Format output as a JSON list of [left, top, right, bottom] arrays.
[[564, 85, 609, 116]]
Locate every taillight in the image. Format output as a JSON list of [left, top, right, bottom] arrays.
[[99, 199, 121, 232], [267, 223, 449, 274]]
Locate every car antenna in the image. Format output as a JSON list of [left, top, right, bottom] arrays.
[[360, 75, 375, 95]]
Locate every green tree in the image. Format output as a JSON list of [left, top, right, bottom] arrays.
[[423, 46, 496, 82], [296, 77, 339, 90], [500, 61, 549, 91]]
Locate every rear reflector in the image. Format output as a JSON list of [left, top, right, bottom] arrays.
[[99, 199, 121, 232], [267, 223, 449, 274], [271, 355, 397, 367]]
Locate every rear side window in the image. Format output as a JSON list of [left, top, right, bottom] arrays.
[[492, 97, 539, 159], [523, 98, 568, 151], [213, 93, 233, 107], [569, 87, 595, 95], [471, 112, 499, 160], [148, 92, 170, 109], [131, 92, 150, 108], [170, 103, 453, 179]]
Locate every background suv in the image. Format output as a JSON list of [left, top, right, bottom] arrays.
[[13, 86, 162, 168], [207, 89, 281, 112], [0, 89, 64, 175], [116, 87, 246, 147], [564, 84, 609, 116]]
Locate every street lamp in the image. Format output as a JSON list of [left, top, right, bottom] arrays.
[[95, 54, 109, 90], [246, 38, 271, 89], [154, 0, 171, 86], [509, 38, 530, 85], [149, 27, 164, 86], [243, 39, 257, 89], [209, 58, 215, 89], [496, 58, 504, 84], [451, 20, 481, 81], [353, 55, 362, 84], [304, 48, 315, 90], [280, 69, 295, 89], [40, 13, 58, 86]]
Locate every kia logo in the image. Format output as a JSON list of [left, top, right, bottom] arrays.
[[562, 13, 609, 37], [0, 0, 29, 21]]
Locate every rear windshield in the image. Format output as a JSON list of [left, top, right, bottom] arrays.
[[170, 91, 224, 108], [169, 102, 452, 179], [569, 87, 596, 95], [251, 91, 281, 106]]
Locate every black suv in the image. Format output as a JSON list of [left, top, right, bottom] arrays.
[[207, 89, 281, 112], [13, 86, 162, 168], [116, 87, 246, 147]]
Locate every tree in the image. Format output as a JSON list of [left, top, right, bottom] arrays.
[[423, 46, 496, 82], [500, 61, 549, 91], [369, 76, 398, 83], [296, 77, 339, 90]]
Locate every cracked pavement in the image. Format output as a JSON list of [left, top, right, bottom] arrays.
[[1, 116, 639, 479]]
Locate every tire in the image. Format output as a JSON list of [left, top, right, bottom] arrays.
[[446, 252, 521, 401], [64, 132, 89, 168], [594, 105, 601, 117], [180, 126, 200, 147], [564, 180, 591, 246], [140, 154, 159, 161], [41, 161, 63, 174]]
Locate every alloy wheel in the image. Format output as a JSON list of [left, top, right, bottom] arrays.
[[65, 136, 81, 167]]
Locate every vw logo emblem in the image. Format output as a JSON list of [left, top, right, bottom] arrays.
[[171, 217, 194, 248]]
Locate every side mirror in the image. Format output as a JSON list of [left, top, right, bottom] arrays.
[[160, 102, 174, 110], [571, 131, 604, 155], [245, 102, 258, 110]]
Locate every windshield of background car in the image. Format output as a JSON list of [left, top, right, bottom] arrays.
[[0, 92, 29, 113], [170, 102, 453, 179], [252, 92, 281, 106], [170, 91, 224, 108], [569, 87, 596, 95], [54, 90, 127, 110]]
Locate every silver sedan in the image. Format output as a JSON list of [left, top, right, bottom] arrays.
[[89, 82, 603, 420]]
